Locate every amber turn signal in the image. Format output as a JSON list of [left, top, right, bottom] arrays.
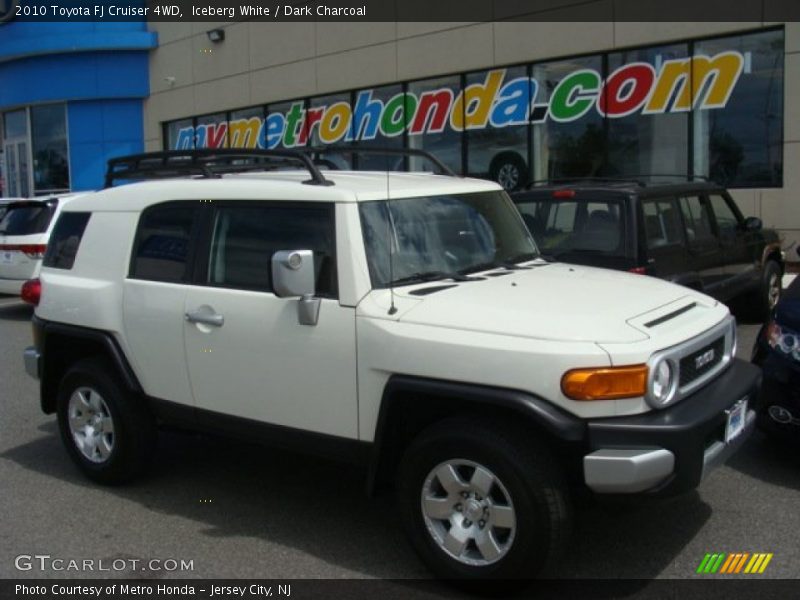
[[561, 364, 648, 400]]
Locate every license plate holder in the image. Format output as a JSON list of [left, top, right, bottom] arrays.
[[725, 399, 747, 443]]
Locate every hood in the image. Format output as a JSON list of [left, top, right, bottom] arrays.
[[393, 263, 715, 344]]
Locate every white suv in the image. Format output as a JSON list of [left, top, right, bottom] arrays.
[[23, 149, 760, 581], [0, 194, 85, 295]]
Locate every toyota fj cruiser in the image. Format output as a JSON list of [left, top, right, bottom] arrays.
[[23, 149, 761, 581]]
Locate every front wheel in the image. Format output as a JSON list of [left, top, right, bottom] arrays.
[[744, 260, 782, 323], [397, 418, 571, 580]]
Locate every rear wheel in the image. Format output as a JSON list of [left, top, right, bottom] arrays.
[[57, 358, 156, 484], [397, 418, 571, 580]]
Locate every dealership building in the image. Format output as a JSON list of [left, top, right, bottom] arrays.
[[1, 18, 798, 245]]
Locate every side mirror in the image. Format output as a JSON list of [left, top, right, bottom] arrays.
[[271, 250, 320, 326], [744, 216, 762, 232]]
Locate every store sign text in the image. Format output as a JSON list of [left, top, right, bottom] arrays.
[[173, 51, 744, 150]]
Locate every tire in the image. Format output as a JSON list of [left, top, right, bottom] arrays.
[[744, 260, 782, 323], [397, 417, 571, 581], [489, 153, 528, 192], [56, 357, 156, 484]]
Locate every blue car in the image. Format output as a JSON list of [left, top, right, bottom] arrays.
[[752, 269, 800, 441]]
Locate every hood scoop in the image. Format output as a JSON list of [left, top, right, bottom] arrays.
[[644, 302, 697, 328]]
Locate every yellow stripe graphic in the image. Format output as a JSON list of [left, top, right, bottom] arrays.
[[758, 554, 773, 573], [750, 554, 766, 573]]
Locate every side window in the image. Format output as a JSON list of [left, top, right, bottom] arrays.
[[207, 204, 336, 297], [43, 212, 91, 270], [642, 198, 682, 248], [131, 204, 197, 283], [707, 194, 741, 241], [679, 195, 715, 243]]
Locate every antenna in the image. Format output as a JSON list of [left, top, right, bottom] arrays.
[[386, 168, 398, 315]]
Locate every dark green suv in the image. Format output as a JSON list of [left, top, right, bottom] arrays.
[[512, 180, 783, 321]]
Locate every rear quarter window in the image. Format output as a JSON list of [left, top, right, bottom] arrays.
[[43, 212, 91, 270], [130, 203, 198, 283]]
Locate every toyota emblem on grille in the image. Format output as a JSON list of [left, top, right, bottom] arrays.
[[695, 349, 715, 369]]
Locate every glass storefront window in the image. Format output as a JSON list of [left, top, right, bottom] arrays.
[[532, 56, 606, 180], [162, 27, 785, 190], [196, 113, 228, 149], [31, 104, 69, 192], [268, 100, 305, 150], [606, 44, 690, 181], [229, 108, 265, 149], [694, 30, 784, 187], [3, 110, 28, 140], [350, 84, 405, 171], [167, 118, 194, 150], [407, 76, 462, 173], [465, 66, 530, 190]]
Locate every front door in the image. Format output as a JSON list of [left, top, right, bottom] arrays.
[[678, 194, 726, 295], [183, 202, 358, 439], [3, 139, 31, 198], [706, 192, 759, 295]]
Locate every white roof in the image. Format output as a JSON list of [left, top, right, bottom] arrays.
[[63, 170, 503, 212]]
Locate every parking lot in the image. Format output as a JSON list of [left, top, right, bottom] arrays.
[[0, 295, 798, 581]]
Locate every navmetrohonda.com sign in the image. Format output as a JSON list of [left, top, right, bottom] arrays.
[[173, 51, 744, 150]]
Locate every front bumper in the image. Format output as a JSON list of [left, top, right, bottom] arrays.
[[753, 347, 800, 433], [582, 359, 760, 496]]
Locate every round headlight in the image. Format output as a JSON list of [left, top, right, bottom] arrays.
[[650, 359, 675, 406]]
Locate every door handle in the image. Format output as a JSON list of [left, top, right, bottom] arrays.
[[185, 310, 224, 327]]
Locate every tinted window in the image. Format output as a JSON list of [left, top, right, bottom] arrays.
[[642, 198, 683, 248], [43, 212, 91, 269], [516, 198, 624, 256], [707, 194, 740, 239], [131, 204, 197, 282], [679, 195, 715, 242], [207, 205, 336, 296], [0, 202, 56, 235]]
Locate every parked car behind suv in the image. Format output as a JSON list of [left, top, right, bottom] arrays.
[[23, 150, 760, 581], [752, 261, 800, 442], [511, 180, 783, 321], [0, 194, 84, 295]]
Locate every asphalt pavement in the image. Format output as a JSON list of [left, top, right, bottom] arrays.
[[0, 296, 798, 583]]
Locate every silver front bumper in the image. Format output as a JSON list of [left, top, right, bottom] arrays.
[[23, 346, 40, 380], [584, 448, 675, 493], [583, 408, 757, 494]]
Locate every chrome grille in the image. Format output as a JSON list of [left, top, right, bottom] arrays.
[[678, 336, 725, 387]]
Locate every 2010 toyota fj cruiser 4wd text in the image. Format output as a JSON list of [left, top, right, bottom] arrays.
[[23, 149, 760, 581]]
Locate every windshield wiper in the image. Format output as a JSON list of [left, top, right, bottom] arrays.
[[461, 253, 550, 274], [389, 270, 476, 286]]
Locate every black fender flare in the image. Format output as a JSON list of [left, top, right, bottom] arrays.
[[35, 317, 143, 413], [366, 374, 585, 494]]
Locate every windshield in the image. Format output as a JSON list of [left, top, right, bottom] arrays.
[[514, 198, 625, 258], [0, 202, 56, 236], [359, 191, 538, 288]]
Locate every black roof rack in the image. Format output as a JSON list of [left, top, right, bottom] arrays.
[[104, 149, 334, 188], [105, 146, 458, 188], [305, 145, 456, 177], [525, 174, 712, 190]]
